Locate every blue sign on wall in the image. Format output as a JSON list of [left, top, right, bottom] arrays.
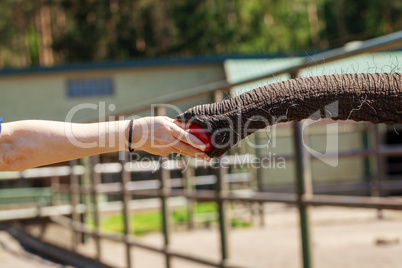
[[67, 78, 114, 98]]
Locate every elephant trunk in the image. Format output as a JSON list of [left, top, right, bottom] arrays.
[[177, 73, 402, 158]]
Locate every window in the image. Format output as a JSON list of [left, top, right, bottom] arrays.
[[67, 78, 114, 98]]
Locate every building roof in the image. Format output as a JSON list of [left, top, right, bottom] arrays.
[[0, 53, 304, 77]]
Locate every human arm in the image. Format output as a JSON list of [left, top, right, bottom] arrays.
[[0, 116, 210, 171]]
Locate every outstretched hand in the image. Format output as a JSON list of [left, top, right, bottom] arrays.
[[130, 116, 210, 161]]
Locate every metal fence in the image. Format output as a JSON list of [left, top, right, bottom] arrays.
[[0, 31, 401, 268]]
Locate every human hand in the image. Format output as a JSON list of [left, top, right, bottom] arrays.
[[129, 116, 210, 161]]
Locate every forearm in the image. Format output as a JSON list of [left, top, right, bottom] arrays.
[[0, 120, 130, 171]]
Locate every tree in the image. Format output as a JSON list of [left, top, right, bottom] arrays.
[[0, 0, 400, 68]]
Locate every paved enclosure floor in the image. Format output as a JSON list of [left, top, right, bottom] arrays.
[[4, 206, 402, 268]]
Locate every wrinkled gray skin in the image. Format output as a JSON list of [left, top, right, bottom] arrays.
[[177, 73, 402, 158]]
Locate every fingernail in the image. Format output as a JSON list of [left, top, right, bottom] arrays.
[[204, 156, 211, 162], [200, 145, 207, 151]]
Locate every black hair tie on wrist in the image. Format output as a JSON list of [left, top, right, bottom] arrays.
[[128, 119, 135, 153]]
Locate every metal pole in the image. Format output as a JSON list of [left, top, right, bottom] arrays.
[[213, 89, 230, 266], [183, 156, 195, 230], [120, 151, 133, 268], [81, 156, 92, 244], [291, 70, 313, 268], [293, 121, 313, 268], [362, 126, 372, 186], [69, 160, 80, 252], [51, 176, 60, 206], [161, 156, 171, 268], [371, 124, 384, 219], [254, 132, 265, 227], [91, 155, 102, 261], [154, 105, 172, 268], [215, 158, 230, 266]]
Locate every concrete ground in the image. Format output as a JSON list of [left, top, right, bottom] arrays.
[[2, 205, 402, 268]]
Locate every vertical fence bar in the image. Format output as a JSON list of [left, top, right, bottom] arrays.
[[81, 156, 92, 244], [212, 89, 230, 266], [90, 155, 102, 261], [362, 126, 372, 184], [215, 158, 229, 266], [293, 121, 313, 268], [51, 176, 60, 206], [371, 124, 384, 218], [160, 156, 171, 268], [254, 132, 265, 227], [69, 160, 80, 252], [291, 71, 313, 268], [120, 151, 133, 268], [183, 156, 195, 230], [154, 105, 172, 268]]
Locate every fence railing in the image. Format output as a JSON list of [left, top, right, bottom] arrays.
[[0, 31, 401, 268]]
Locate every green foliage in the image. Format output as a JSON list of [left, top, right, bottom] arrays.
[[0, 0, 400, 67], [25, 28, 40, 65], [101, 210, 162, 236], [93, 202, 250, 236], [231, 217, 252, 228]]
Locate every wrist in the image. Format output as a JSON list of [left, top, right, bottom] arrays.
[[128, 119, 135, 152], [122, 119, 141, 151]]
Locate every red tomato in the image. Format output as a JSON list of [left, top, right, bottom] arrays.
[[189, 124, 213, 153]]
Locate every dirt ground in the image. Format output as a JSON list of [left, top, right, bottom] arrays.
[[0, 230, 68, 268], [2, 205, 402, 268]]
